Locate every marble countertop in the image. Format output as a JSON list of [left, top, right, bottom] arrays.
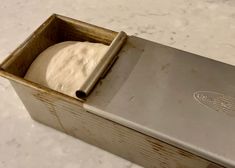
[[1, 0, 235, 167]]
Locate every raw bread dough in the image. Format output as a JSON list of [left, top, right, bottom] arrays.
[[24, 41, 108, 98]]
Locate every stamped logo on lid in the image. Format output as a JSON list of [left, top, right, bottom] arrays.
[[193, 91, 235, 117]]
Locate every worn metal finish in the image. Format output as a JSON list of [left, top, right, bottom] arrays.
[[86, 36, 235, 168], [8, 77, 222, 168], [0, 14, 229, 168], [76, 31, 127, 99]]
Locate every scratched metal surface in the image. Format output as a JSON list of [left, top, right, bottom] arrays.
[[86, 36, 235, 168], [9, 77, 220, 168]]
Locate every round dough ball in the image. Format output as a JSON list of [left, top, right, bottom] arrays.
[[24, 41, 108, 98]]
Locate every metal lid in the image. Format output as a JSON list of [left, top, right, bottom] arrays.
[[85, 36, 235, 167]]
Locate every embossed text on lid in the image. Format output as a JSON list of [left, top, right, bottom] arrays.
[[194, 91, 235, 117]]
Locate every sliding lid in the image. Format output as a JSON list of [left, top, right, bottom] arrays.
[[85, 36, 235, 167]]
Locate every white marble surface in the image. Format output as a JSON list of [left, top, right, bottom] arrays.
[[1, 0, 235, 167]]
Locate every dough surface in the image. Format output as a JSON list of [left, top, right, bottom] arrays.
[[24, 41, 108, 98]]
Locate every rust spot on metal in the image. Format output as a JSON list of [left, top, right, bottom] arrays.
[[207, 164, 224, 168], [146, 138, 165, 153], [191, 68, 197, 74], [161, 63, 170, 71], [177, 149, 195, 159], [147, 134, 197, 158]]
